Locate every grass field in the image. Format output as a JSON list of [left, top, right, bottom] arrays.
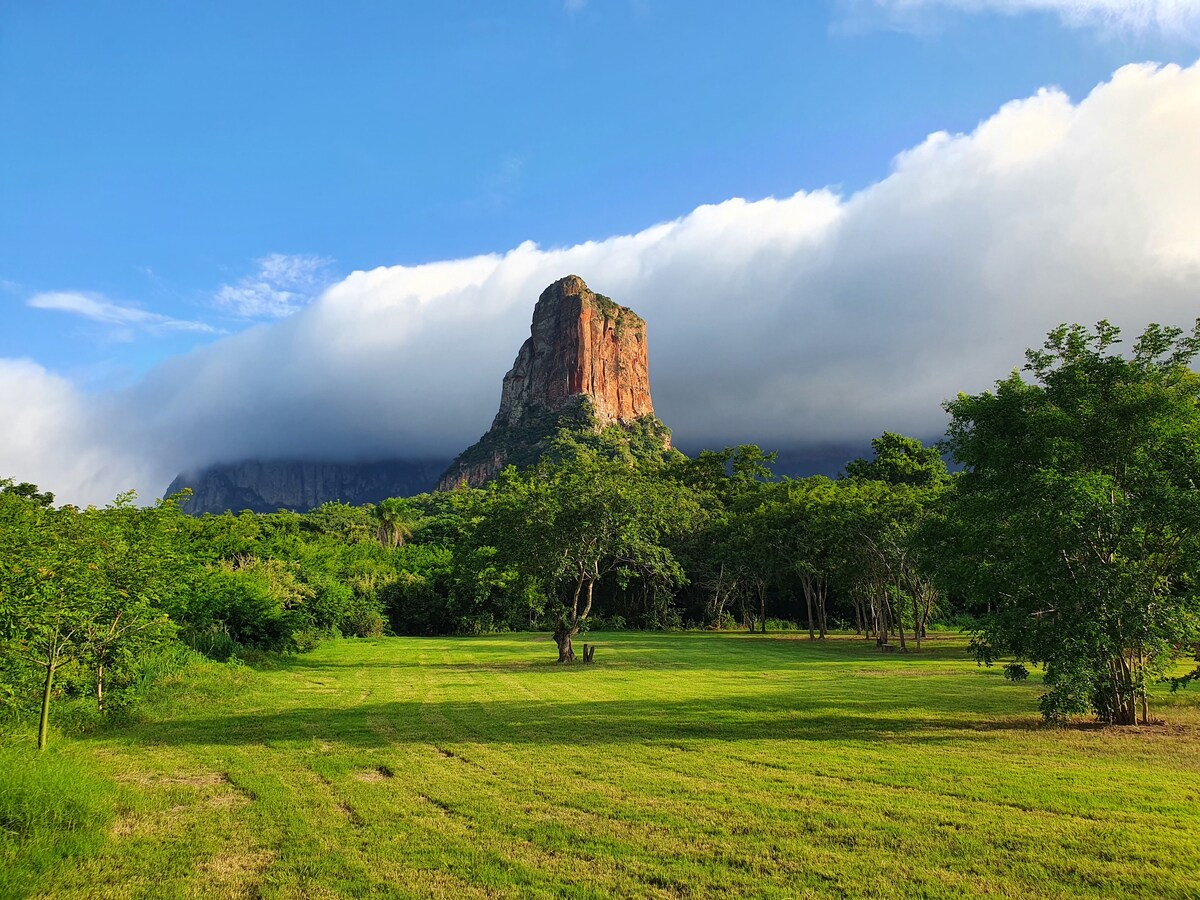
[[4, 632, 1200, 899]]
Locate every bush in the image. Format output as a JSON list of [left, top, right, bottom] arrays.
[[340, 605, 386, 638], [291, 627, 330, 653], [305, 573, 358, 632], [587, 614, 627, 631], [189, 559, 312, 651], [710, 612, 739, 631], [181, 623, 243, 662], [457, 612, 504, 635]]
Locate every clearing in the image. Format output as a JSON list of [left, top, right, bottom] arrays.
[[6, 632, 1200, 898]]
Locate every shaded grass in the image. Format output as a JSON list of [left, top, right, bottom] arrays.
[[4, 631, 1199, 898]]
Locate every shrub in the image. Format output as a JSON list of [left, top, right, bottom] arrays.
[[340, 605, 386, 638], [180, 623, 242, 662]]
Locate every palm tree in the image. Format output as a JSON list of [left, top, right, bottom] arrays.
[[371, 497, 417, 549]]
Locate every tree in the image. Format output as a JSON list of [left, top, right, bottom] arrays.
[[80, 492, 181, 712], [0, 485, 96, 749], [844, 432, 949, 487], [371, 497, 418, 549], [481, 437, 693, 662], [0, 484, 184, 744], [761, 477, 849, 640], [942, 320, 1200, 724]]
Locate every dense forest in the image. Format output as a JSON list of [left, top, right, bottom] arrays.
[[3, 320, 1200, 743]]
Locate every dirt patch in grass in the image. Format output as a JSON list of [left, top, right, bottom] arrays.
[[118, 770, 231, 788], [352, 765, 394, 782], [110, 771, 251, 838], [337, 800, 365, 827], [191, 847, 275, 899], [1072, 721, 1199, 738]]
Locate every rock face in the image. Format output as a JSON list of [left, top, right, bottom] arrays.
[[438, 275, 663, 490], [166, 459, 447, 515]]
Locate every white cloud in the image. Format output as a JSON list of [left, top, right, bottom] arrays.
[[864, 0, 1200, 39], [4, 60, 1200, 505], [214, 253, 333, 318], [0, 360, 138, 503], [27, 291, 216, 334]]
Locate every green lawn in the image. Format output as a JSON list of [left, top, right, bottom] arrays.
[[5, 632, 1200, 898]]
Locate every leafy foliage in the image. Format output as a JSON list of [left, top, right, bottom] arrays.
[[941, 320, 1200, 723]]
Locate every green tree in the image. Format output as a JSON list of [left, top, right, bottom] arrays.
[[681, 446, 778, 631], [844, 432, 948, 487], [79, 491, 181, 712], [942, 320, 1200, 724], [481, 437, 693, 662], [1, 486, 98, 749], [371, 497, 418, 549], [760, 477, 854, 640]]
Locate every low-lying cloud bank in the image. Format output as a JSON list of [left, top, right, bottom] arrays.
[[5, 60, 1200, 505]]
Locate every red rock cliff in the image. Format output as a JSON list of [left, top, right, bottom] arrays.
[[493, 275, 655, 429], [438, 275, 663, 490]]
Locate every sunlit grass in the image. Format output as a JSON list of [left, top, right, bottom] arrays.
[[4, 632, 1199, 898]]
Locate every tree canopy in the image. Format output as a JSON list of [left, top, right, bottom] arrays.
[[941, 320, 1200, 723]]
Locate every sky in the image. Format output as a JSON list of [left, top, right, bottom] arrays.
[[2, 1, 1200, 504]]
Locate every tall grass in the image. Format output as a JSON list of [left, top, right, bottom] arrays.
[[0, 745, 116, 898]]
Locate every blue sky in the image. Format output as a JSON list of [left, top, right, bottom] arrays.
[[3, 1, 1193, 377], [3, 1, 1200, 502]]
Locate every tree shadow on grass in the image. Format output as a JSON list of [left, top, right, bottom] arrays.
[[101, 692, 1036, 751]]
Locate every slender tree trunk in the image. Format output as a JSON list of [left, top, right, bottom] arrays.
[[803, 584, 815, 640], [1108, 655, 1136, 725], [581, 579, 594, 623], [38, 659, 55, 752], [1138, 646, 1149, 725], [896, 589, 907, 652], [96, 662, 105, 714], [816, 578, 828, 638]]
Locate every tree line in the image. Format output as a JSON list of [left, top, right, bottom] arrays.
[[2, 319, 1199, 743]]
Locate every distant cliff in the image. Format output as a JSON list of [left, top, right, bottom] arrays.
[[166, 459, 447, 515], [438, 275, 666, 490]]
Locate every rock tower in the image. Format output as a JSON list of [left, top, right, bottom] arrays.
[[437, 275, 664, 490]]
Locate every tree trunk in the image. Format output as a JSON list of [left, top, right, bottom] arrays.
[[1107, 655, 1137, 725], [894, 580, 907, 652], [802, 578, 815, 640], [874, 591, 887, 646], [38, 660, 55, 752], [97, 662, 105, 714], [1138, 646, 1149, 725], [816, 578, 828, 639], [555, 629, 577, 663]]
